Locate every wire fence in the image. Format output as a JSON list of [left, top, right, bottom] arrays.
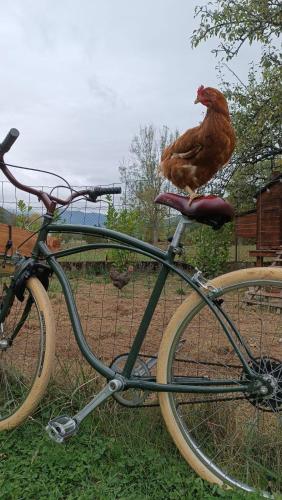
[[0, 178, 258, 262], [1, 177, 278, 395], [0, 180, 185, 394], [0, 179, 120, 222]]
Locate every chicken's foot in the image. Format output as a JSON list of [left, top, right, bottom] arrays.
[[184, 185, 202, 205]]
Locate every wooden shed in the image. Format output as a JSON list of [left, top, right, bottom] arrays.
[[256, 172, 282, 249], [235, 172, 282, 265], [235, 209, 256, 240], [0, 223, 60, 256]]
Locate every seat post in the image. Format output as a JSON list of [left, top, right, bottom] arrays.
[[169, 216, 193, 251]]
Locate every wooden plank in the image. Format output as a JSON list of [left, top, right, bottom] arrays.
[[0, 224, 60, 256], [249, 250, 280, 256], [235, 211, 257, 239], [242, 299, 282, 309], [247, 291, 282, 298], [0, 261, 15, 276]]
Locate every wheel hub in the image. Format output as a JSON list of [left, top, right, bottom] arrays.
[[244, 357, 282, 412]]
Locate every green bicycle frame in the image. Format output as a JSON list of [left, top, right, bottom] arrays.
[[22, 218, 254, 396], [0, 132, 254, 397]]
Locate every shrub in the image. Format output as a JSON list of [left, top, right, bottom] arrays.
[[189, 222, 233, 278], [105, 196, 141, 270]]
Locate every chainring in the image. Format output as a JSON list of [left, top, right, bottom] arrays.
[[110, 354, 151, 407]]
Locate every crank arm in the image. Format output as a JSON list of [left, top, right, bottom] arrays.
[[46, 378, 124, 443]]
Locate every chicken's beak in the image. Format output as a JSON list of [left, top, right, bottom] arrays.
[[194, 96, 200, 104]]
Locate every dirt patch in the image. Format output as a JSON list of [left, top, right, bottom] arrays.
[[49, 271, 281, 385], [51, 272, 188, 371], [1, 267, 280, 392]]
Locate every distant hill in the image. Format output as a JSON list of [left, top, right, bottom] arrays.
[[1, 207, 106, 227], [0, 207, 16, 225], [59, 210, 106, 227]]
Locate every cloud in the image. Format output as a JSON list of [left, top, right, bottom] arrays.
[[0, 0, 261, 197]]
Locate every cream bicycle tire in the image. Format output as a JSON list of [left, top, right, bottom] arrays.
[[157, 267, 282, 493], [0, 277, 55, 430]]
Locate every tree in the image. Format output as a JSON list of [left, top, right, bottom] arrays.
[[119, 125, 178, 244], [105, 195, 141, 270], [191, 0, 282, 207], [191, 0, 281, 63], [16, 200, 60, 232], [189, 222, 233, 278], [16, 200, 33, 229]]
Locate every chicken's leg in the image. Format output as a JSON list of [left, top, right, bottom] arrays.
[[184, 185, 202, 205]]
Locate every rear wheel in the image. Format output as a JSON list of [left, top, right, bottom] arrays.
[[0, 277, 55, 430], [157, 267, 282, 495]]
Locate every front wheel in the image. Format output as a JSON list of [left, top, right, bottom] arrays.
[[157, 267, 282, 495], [0, 277, 55, 430]]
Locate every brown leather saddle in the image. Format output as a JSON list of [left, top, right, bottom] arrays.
[[154, 193, 234, 230]]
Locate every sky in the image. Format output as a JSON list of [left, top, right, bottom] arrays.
[[0, 0, 261, 201]]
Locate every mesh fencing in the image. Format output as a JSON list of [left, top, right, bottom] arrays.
[[0, 179, 261, 396]]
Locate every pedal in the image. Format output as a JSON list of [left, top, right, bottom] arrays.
[[46, 415, 78, 443]]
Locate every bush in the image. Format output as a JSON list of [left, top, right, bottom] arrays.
[[105, 196, 142, 270], [189, 222, 233, 278]]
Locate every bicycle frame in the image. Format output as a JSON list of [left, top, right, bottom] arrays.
[[0, 129, 254, 397], [2, 130, 282, 492], [7, 213, 253, 397]]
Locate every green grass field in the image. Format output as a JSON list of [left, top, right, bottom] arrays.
[[57, 240, 256, 264], [0, 239, 274, 499], [0, 393, 261, 500]]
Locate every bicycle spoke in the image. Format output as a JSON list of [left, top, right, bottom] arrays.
[[159, 274, 282, 493]]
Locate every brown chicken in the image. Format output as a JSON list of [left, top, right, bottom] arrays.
[[160, 85, 236, 202]]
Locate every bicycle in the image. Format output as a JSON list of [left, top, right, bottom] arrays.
[[0, 128, 281, 497]]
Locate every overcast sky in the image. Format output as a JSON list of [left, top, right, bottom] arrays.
[[0, 0, 261, 198]]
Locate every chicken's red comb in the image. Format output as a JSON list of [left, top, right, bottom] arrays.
[[197, 85, 205, 95]]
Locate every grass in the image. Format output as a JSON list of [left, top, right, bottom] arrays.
[[0, 241, 275, 499], [56, 239, 257, 264], [0, 392, 262, 500]]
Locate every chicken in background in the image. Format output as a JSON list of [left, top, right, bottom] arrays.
[[160, 86, 236, 203], [109, 266, 134, 290]]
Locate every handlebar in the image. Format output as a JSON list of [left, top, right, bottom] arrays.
[[0, 128, 121, 214], [0, 128, 20, 155]]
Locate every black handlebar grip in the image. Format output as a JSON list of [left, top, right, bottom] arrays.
[[93, 186, 121, 196], [0, 128, 20, 155], [88, 186, 122, 202], [105, 187, 122, 195]]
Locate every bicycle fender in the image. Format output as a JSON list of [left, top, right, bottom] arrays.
[[12, 258, 52, 301]]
